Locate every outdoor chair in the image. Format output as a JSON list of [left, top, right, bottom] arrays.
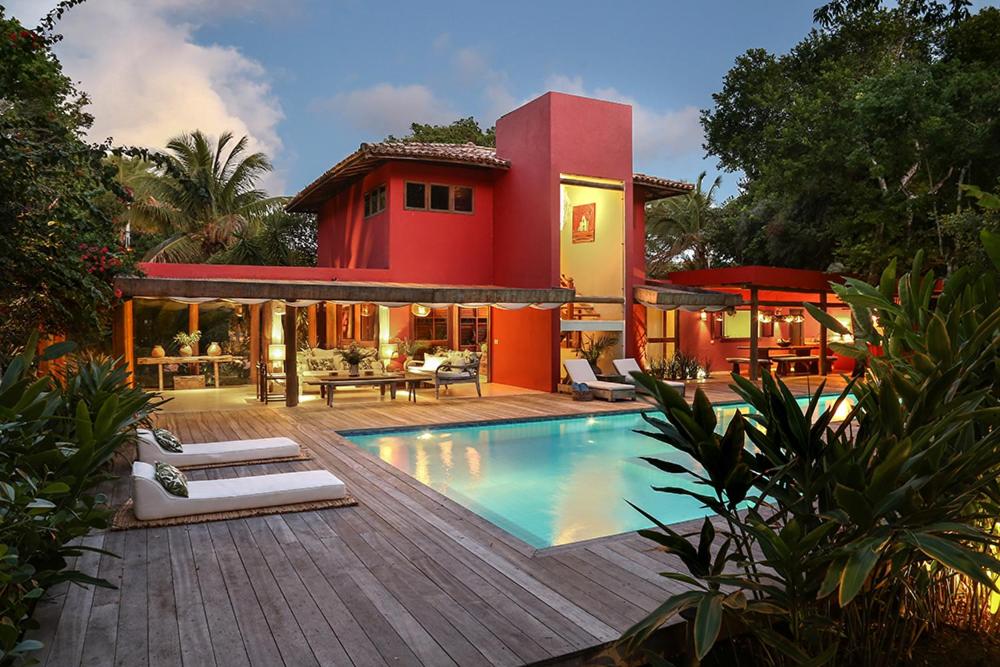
[[612, 358, 686, 397], [136, 429, 300, 468], [131, 461, 346, 521], [428, 353, 482, 399], [563, 359, 636, 402]]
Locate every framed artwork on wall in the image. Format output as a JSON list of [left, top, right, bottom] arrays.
[[572, 203, 596, 243]]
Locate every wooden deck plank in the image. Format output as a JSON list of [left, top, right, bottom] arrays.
[[203, 522, 286, 667], [114, 528, 149, 667], [185, 524, 252, 667], [165, 526, 217, 667], [35, 380, 846, 666], [146, 529, 182, 667]]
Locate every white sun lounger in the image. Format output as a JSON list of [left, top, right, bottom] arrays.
[[136, 429, 300, 468], [612, 358, 686, 396], [563, 359, 636, 402], [131, 461, 347, 520]]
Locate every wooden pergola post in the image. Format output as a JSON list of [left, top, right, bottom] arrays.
[[307, 304, 318, 348], [283, 306, 298, 407], [749, 287, 760, 381], [111, 299, 135, 386], [249, 304, 261, 385], [818, 291, 829, 376]]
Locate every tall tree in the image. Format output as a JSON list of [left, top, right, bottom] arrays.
[[702, 0, 1000, 278], [387, 117, 495, 146], [143, 131, 285, 262], [0, 3, 134, 349], [645, 172, 724, 276]]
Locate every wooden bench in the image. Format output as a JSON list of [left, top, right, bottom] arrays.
[[772, 355, 836, 376], [726, 357, 772, 375]]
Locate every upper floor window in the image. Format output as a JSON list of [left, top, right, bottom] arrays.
[[364, 184, 386, 217], [404, 182, 474, 214]]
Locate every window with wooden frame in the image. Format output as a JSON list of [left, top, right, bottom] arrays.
[[457, 307, 488, 350], [336, 304, 378, 343], [404, 182, 473, 214], [645, 308, 679, 361], [412, 307, 449, 344], [363, 184, 386, 217]]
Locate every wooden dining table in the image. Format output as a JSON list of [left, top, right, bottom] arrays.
[[737, 344, 817, 359]]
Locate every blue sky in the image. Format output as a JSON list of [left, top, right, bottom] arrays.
[[10, 0, 823, 199]]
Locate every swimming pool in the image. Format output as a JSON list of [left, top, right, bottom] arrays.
[[348, 396, 839, 548]]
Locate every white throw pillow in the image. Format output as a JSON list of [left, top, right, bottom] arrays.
[[422, 355, 446, 371]]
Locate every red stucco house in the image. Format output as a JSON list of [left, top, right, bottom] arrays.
[[281, 91, 696, 392], [115, 91, 851, 402]]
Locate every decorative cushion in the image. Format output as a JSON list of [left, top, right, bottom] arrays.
[[153, 428, 183, 453], [422, 355, 447, 372], [154, 461, 189, 497]]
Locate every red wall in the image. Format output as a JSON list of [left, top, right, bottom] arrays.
[[493, 94, 557, 288], [316, 163, 496, 284]]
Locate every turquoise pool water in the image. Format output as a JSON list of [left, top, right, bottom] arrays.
[[349, 396, 839, 548]]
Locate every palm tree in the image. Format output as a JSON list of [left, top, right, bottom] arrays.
[[142, 131, 285, 262], [645, 171, 723, 274]]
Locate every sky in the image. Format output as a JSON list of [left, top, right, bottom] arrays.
[[6, 0, 824, 199]]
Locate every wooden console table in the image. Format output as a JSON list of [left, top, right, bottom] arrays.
[[136, 355, 243, 390]]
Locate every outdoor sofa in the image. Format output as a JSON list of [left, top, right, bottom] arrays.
[[131, 461, 346, 520], [136, 429, 300, 468], [297, 346, 382, 393]]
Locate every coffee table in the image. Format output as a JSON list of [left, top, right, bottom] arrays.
[[307, 373, 405, 407]]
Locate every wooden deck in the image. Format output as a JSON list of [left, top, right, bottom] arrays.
[[30, 378, 846, 667]]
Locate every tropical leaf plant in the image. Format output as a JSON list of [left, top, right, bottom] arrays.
[[621, 233, 1000, 665]]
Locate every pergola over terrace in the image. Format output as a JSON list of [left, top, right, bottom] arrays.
[[112, 263, 574, 406], [666, 265, 848, 380]]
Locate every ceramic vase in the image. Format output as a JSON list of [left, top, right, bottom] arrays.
[[349, 363, 360, 377], [178, 344, 193, 357], [151, 345, 165, 358], [206, 342, 222, 356]]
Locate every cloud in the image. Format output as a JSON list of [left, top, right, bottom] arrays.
[[313, 83, 459, 138], [5, 0, 286, 192], [544, 75, 703, 162]]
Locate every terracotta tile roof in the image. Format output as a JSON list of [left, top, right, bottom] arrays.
[[286, 141, 693, 212], [633, 173, 695, 201], [286, 141, 509, 212]]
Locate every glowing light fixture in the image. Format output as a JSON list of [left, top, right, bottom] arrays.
[[699, 311, 708, 321], [379, 343, 398, 361], [411, 304, 431, 318]]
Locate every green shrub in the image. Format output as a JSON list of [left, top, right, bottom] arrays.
[[623, 234, 1000, 665], [0, 336, 158, 663]]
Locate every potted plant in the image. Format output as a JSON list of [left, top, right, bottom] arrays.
[[340, 342, 365, 376], [576, 333, 618, 374], [173, 330, 201, 357]]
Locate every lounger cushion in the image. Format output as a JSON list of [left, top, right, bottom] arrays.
[[154, 462, 189, 498], [131, 461, 347, 520], [585, 380, 635, 392], [153, 428, 183, 453], [137, 430, 300, 467]]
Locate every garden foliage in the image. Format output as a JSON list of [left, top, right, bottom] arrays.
[[0, 336, 158, 663], [623, 232, 1000, 665]]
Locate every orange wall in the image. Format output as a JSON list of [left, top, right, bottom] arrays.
[[490, 307, 558, 392]]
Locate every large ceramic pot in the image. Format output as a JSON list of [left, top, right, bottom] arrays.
[[151, 345, 165, 358], [178, 344, 193, 357], [206, 342, 222, 356]]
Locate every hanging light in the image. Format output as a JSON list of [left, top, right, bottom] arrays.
[[411, 304, 431, 318], [758, 311, 773, 324], [699, 311, 708, 321], [360, 303, 372, 317]]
